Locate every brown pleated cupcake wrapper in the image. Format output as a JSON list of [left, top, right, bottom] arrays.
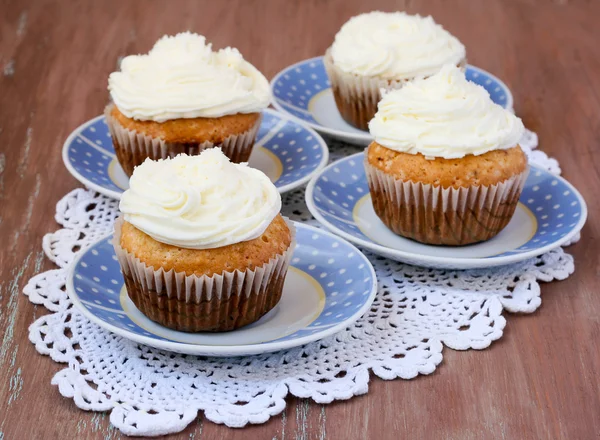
[[364, 160, 529, 246], [112, 217, 296, 332], [104, 104, 262, 176], [324, 50, 466, 131]]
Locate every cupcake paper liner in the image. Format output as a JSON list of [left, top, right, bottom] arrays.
[[105, 104, 262, 176], [364, 160, 529, 246], [112, 217, 296, 332], [324, 50, 466, 131]]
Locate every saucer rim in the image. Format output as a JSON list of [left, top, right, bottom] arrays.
[[66, 221, 378, 357], [306, 152, 587, 269]]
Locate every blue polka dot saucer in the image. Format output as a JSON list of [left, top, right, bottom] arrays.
[[306, 153, 587, 270], [62, 109, 329, 200], [271, 57, 513, 145], [67, 222, 377, 357]]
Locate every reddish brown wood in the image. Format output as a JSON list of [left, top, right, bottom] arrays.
[[1, 0, 599, 438]]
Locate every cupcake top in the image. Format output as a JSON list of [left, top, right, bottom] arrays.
[[369, 65, 524, 159], [330, 11, 465, 80], [108, 32, 271, 122], [119, 149, 281, 249]]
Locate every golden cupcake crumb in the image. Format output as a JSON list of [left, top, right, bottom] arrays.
[[120, 214, 292, 277], [366, 141, 527, 189], [110, 105, 260, 144]]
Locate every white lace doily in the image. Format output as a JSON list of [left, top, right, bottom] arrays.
[[25, 130, 578, 436]]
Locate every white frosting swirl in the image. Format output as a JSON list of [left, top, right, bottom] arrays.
[[108, 32, 271, 122], [119, 149, 281, 249], [369, 65, 524, 159], [330, 11, 466, 79]]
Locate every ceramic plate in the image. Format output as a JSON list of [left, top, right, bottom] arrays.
[[271, 56, 513, 145], [67, 222, 377, 357], [306, 153, 587, 269], [62, 108, 329, 200]]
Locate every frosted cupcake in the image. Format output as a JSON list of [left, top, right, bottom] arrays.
[[324, 11, 466, 130], [112, 149, 295, 332], [106, 32, 271, 176], [365, 65, 527, 246]]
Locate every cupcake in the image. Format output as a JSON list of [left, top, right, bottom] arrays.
[[365, 65, 527, 246], [106, 32, 271, 176], [112, 148, 295, 332], [324, 11, 466, 130]]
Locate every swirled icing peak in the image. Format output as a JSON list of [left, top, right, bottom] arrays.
[[119, 149, 281, 249], [330, 11, 466, 79], [108, 32, 271, 122], [369, 64, 524, 159]]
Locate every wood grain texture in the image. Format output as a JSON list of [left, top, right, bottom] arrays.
[[1, 0, 599, 438]]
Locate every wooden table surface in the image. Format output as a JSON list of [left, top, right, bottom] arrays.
[[1, 0, 599, 438]]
